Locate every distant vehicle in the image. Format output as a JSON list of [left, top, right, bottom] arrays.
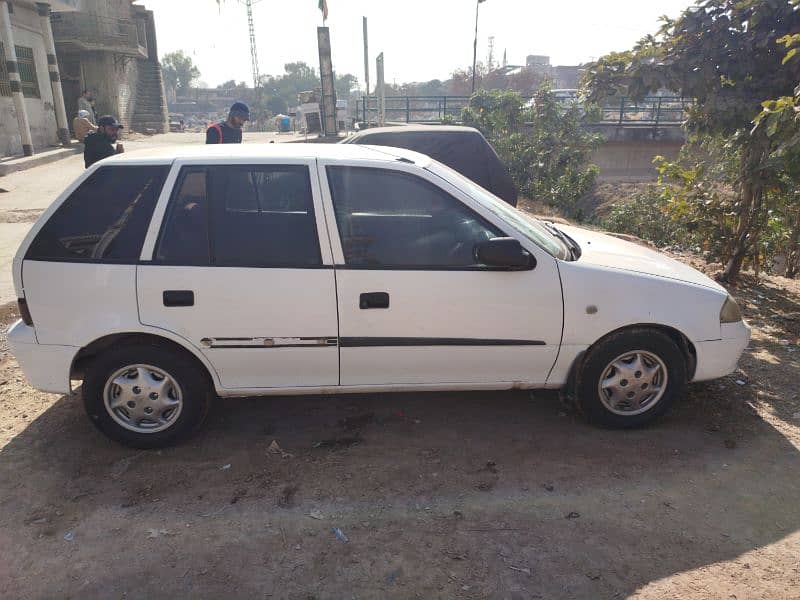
[[8, 144, 749, 447], [342, 125, 518, 207], [168, 114, 185, 133]]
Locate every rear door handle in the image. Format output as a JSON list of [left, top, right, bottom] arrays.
[[163, 290, 194, 307], [359, 292, 389, 309]]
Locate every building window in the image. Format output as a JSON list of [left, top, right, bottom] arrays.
[[14, 46, 40, 99], [0, 43, 10, 97]]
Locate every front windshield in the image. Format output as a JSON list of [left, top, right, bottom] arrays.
[[426, 161, 571, 260]]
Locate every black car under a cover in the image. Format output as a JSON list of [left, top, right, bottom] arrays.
[[343, 125, 518, 207]]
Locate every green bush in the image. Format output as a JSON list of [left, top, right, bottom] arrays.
[[462, 87, 602, 219]]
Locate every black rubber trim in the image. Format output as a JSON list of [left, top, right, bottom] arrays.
[[335, 264, 528, 272], [339, 337, 546, 347]]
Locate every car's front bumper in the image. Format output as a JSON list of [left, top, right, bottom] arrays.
[[692, 320, 751, 382], [6, 319, 76, 394]]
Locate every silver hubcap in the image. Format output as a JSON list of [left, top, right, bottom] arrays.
[[103, 364, 183, 434], [597, 350, 668, 416]]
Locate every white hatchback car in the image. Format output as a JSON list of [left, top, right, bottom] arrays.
[[8, 144, 750, 447]]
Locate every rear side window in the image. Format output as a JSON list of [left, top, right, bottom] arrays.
[[156, 169, 210, 265], [26, 165, 169, 263], [156, 165, 321, 268]]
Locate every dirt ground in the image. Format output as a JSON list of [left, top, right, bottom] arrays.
[[0, 262, 799, 599]]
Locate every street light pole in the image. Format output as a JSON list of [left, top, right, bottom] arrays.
[[471, 0, 485, 94]]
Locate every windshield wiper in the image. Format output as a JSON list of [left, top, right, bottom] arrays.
[[543, 222, 581, 260]]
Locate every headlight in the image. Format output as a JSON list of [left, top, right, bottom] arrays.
[[720, 295, 743, 323]]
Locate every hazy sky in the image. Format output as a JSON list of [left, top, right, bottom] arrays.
[[146, 0, 694, 88]]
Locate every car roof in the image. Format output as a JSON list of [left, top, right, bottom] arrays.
[[99, 142, 431, 166], [346, 124, 483, 140]]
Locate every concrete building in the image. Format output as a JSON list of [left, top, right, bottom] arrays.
[[525, 54, 584, 90], [0, 0, 77, 157], [51, 0, 167, 134]]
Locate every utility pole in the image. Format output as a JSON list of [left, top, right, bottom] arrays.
[[363, 16, 370, 97], [471, 0, 486, 94], [244, 0, 261, 126], [376, 52, 385, 126], [318, 27, 338, 137]]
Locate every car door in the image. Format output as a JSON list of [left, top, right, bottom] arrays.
[[318, 159, 563, 387], [137, 159, 339, 390]]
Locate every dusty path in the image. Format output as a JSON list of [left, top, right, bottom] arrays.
[[0, 270, 798, 598]]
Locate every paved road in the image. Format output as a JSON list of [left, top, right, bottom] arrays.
[[0, 131, 305, 305]]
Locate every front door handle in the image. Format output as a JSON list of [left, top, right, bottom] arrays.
[[163, 290, 194, 307], [359, 292, 389, 309]]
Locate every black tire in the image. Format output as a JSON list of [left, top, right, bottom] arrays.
[[576, 328, 687, 428], [82, 342, 212, 448]]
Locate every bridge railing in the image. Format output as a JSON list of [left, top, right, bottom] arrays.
[[354, 95, 690, 127]]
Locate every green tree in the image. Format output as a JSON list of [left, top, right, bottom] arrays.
[[162, 50, 201, 95], [463, 87, 601, 218], [584, 0, 800, 282]]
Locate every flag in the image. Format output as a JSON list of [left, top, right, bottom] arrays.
[[319, 0, 328, 21]]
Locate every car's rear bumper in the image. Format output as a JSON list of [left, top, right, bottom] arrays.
[[691, 321, 751, 382], [6, 319, 76, 394]]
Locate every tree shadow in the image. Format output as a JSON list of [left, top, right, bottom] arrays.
[[0, 381, 798, 598]]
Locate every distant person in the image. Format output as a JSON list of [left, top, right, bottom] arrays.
[[84, 115, 124, 168], [72, 109, 97, 143], [205, 102, 249, 144], [77, 89, 96, 125]]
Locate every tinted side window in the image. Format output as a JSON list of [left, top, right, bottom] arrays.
[[212, 166, 321, 267], [26, 165, 169, 262], [157, 165, 321, 267], [326, 167, 502, 268], [156, 169, 210, 265]]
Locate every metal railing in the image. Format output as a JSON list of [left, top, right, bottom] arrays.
[[51, 13, 146, 57], [355, 95, 691, 127]]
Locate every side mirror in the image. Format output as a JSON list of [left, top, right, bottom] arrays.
[[474, 237, 536, 270]]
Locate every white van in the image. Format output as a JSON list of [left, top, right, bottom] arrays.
[[8, 144, 750, 447]]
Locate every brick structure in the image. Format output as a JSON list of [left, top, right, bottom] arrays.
[[51, 0, 167, 134]]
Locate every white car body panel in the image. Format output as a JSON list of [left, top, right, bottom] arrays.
[[315, 156, 563, 386], [7, 143, 751, 402], [137, 266, 339, 389]]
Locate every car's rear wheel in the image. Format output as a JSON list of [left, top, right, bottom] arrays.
[[576, 328, 687, 428], [83, 343, 212, 448]]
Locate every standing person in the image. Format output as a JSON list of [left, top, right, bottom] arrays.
[[72, 109, 97, 143], [77, 89, 96, 125], [84, 115, 124, 168], [205, 102, 249, 144]]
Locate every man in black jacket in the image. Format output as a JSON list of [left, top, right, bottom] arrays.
[[84, 115, 124, 168], [206, 102, 249, 144]]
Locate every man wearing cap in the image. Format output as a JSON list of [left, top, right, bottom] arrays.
[[84, 115, 125, 168], [206, 102, 249, 144]]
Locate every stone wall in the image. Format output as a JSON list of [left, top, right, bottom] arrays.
[[80, 52, 138, 126]]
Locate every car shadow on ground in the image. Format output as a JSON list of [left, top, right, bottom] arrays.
[[1, 381, 799, 598]]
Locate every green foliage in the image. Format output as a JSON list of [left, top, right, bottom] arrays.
[[600, 187, 677, 249], [462, 87, 601, 218], [584, 0, 800, 281], [162, 51, 200, 94], [601, 136, 800, 276]]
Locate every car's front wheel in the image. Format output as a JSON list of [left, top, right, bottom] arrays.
[[576, 328, 687, 428], [82, 343, 212, 448]]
